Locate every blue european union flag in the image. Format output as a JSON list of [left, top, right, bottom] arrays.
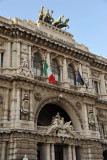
[[77, 71, 88, 89]]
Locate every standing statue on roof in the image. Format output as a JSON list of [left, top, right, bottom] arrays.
[[38, 6, 44, 20]]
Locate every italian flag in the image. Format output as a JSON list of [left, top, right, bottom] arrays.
[[43, 60, 55, 84]]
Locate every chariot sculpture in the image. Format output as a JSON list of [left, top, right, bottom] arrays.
[[38, 6, 69, 30]]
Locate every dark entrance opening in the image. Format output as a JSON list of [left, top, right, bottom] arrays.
[[55, 144, 63, 160], [37, 103, 71, 126], [76, 146, 83, 160], [103, 150, 107, 160]]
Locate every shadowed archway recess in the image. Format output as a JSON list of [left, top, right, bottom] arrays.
[[103, 150, 107, 160], [37, 103, 71, 126]]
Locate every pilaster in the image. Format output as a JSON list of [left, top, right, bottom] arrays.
[[82, 102, 89, 135], [15, 88, 21, 128], [6, 41, 11, 67], [29, 45, 32, 69], [17, 42, 21, 68], [10, 86, 16, 128], [3, 88, 9, 121], [63, 58, 69, 88]]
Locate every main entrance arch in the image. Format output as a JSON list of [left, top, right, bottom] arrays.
[[35, 96, 83, 131], [36, 97, 83, 160]]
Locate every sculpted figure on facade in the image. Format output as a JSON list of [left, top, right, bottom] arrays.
[[47, 112, 75, 137], [14, 57, 34, 78], [21, 94, 30, 120]]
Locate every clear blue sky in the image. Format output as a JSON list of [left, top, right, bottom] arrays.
[[0, 0, 107, 59]]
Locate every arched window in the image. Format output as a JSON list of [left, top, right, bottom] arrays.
[[52, 59, 60, 81], [33, 54, 43, 76], [68, 64, 75, 85]]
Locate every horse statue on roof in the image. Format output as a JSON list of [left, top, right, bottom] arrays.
[[52, 15, 64, 27], [43, 8, 54, 24], [57, 18, 69, 29]]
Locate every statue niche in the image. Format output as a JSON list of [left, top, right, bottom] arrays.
[[21, 94, 30, 120]]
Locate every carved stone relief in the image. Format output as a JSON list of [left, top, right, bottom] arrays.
[[14, 57, 34, 78], [76, 101, 82, 110], [34, 92, 42, 102], [46, 113, 79, 138], [87, 105, 96, 130]]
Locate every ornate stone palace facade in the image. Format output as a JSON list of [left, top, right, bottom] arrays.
[[0, 15, 107, 160]]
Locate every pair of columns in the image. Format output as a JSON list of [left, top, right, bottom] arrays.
[[40, 143, 76, 160]]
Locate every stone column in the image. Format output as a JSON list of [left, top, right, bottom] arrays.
[[6, 41, 11, 67], [63, 58, 69, 88], [17, 42, 21, 68], [3, 88, 9, 120], [72, 146, 76, 160], [63, 146, 68, 160], [68, 145, 72, 160], [50, 143, 55, 160], [29, 45, 32, 69], [1, 141, 6, 160], [43, 143, 51, 160], [46, 143, 51, 160]]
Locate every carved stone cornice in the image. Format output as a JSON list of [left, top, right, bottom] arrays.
[[0, 24, 107, 71]]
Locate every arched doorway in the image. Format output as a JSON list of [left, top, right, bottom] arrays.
[[36, 103, 82, 160], [103, 150, 107, 160]]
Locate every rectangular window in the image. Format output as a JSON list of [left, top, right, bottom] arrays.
[[100, 124, 104, 135], [0, 52, 3, 67], [94, 81, 99, 94]]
